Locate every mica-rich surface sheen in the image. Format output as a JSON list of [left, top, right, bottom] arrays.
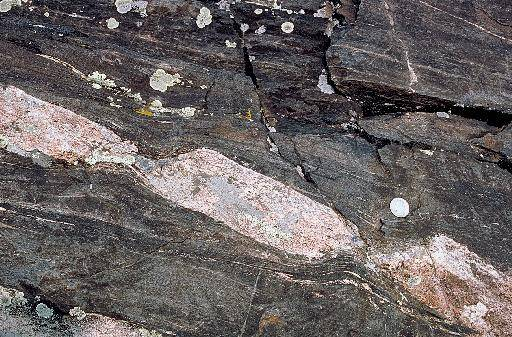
[[0, 0, 511, 336]]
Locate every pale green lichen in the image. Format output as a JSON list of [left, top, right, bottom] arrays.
[[0, 0, 21, 13], [35, 303, 54, 319], [149, 69, 182, 92], [139, 328, 162, 337], [0, 286, 27, 309], [87, 71, 117, 89], [281, 21, 294, 33], [148, 99, 196, 118], [69, 306, 87, 320], [107, 17, 120, 29], [196, 7, 212, 28], [85, 148, 136, 166], [115, 0, 147, 16], [0, 288, 12, 308]]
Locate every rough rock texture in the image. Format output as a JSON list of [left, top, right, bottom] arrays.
[[0, 0, 511, 336], [328, 0, 512, 113]]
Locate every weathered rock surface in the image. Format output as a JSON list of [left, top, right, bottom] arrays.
[[0, 0, 511, 336], [328, 0, 512, 113]]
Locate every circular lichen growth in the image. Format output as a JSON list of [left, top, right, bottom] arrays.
[[389, 197, 410, 218], [36, 303, 54, 319]]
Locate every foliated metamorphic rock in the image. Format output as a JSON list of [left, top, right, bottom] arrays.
[[136, 148, 363, 258], [149, 69, 182, 92], [35, 303, 54, 319], [196, 7, 212, 28], [0, 285, 162, 337], [370, 235, 512, 336], [0, 86, 137, 165], [0, 86, 358, 258], [389, 197, 409, 218], [107, 17, 120, 29], [281, 21, 294, 33], [0, 0, 20, 13]]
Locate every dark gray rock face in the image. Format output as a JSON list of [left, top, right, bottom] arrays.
[[328, 0, 512, 113], [0, 0, 511, 336]]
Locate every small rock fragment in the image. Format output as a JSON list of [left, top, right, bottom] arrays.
[[254, 8, 263, 15], [317, 69, 335, 94], [390, 197, 410, 218], [196, 7, 212, 28], [281, 21, 294, 33], [436, 111, 450, 119]]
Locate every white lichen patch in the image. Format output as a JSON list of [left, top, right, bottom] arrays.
[[106, 17, 120, 29], [281, 21, 294, 33], [419, 149, 434, 156], [461, 302, 489, 329], [136, 148, 362, 258], [255, 25, 266, 35], [225, 40, 237, 48], [0, 86, 138, 165], [149, 69, 182, 92], [35, 303, 53, 319], [196, 7, 212, 28], [0, 286, 27, 309], [317, 69, 334, 94], [0, 0, 21, 12], [389, 197, 409, 217], [370, 235, 512, 336], [87, 71, 117, 89], [148, 99, 196, 118], [69, 306, 87, 320], [436, 111, 450, 118], [139, 328, 162, 337], [115, 0, 147, 16], [240, 23, 249, 33], [85, 148, 136, 166]]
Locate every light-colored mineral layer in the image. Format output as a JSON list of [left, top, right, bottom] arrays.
[[136, 148, 362, 258], [370, 235, 512, 337], [0, 86, 137, 164]]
